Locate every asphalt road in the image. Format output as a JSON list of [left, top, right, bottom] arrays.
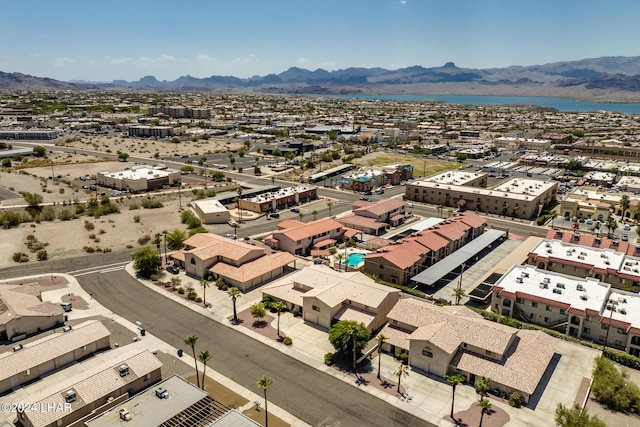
[[76, 269, 434, 427]]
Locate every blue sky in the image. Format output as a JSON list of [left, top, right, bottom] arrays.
[[1, 0, 639, 82]]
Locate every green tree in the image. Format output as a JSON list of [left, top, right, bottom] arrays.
[[554, 403, 607, 427], [312, 210, 318, 220], [166, 229, 186, 250], [620, 195, 631, 219], [549, 210, 557, 228], [376, 334, 387, 380], [33, 145, 46, 157], [250, 303, 267, 323], [452, 287, 465, 305], [477, 398, 492, 427], [298, 212, 304, 222], [231, 222, 240, 238], [335, 252, 344, 272], [395, 363, 409, 394], [23, 192, 44, 211], [227, 287, 242, 324], [201, 279, 210, 307], [132, 246, 162, 278], [118, 152, 129, 161], [447, 374, 466, 419], [328, 320, 370, 371], [437, 205, 444, 218], [272, 301, 287, 337], [592, 356, 640, 412], [327, 202, 333, 216], [605, 215, 618, 238], [184, 335, 200, 388], [257, 375, 274, 427], [474, 376, 491, 401], [198, 350, 212, 390]]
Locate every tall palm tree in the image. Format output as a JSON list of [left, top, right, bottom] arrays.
[[395, 363, 409, 394], [184, 334, 200, 388], [237, 187, 244, 222], [477, 397, 492, 427], [272, 301, 287, 337], [200, 279, 210, 307], [298, 212, 304, 222], [605, 215, 617, 238], [198, 350, 212, 390], [594, 221, 601, 237], [231, 222, 240, 238], [620, 195, 631, 219], [474, 376, 491, 402], [327, 202, 333, 216], [446, 374, 466, 419], [437, 205, 444, 218], [312, 210, 318, 220], [335, 253, 344, 272], [257, 375, 274, 427], [376, 334, 387, 379], [227, 287, 242, 324]]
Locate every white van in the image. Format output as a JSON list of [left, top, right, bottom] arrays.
[[60, 302, 72, 312]]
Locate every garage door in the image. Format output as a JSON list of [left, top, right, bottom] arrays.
[[57, 351, 75, 368]]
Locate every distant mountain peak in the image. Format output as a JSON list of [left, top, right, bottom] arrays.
[[443, 62, 457, 68]]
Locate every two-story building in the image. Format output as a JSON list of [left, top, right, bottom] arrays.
[[265, 218, 360, 256]]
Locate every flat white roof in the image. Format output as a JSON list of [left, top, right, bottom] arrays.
[[531, 239, 625, 272], [492, 177, 557, 197], [411, 178, 555, 201], [495, 264, 610, 312], [584, 171, 616, 181], [244, 185, 315, 203], [425, 170, 484, 186], [607, 289, 640, 328], [191, 198, 227, 213], [100, 166, 177, 180]]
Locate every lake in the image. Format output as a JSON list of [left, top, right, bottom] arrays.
[[304, 93, 640, 114]]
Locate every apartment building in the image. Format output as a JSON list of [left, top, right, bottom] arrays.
[[528, 238, 640, 290], [147, 106, 211, 119], [127, 125, 174, 138], [238, 185, 317, 213], [380, 297, 556, 403], [0, 130, 60, 140], [0, 321, 110, 394], [265, 218, 359, 256], [406, 176, 557, 219], [262, 265, 400, 331], [491, 264, 640, 357], [363, 212, 486, 285], [337, 198, 408, 235], [559, 187, 636, 221], [339, 164, 414, 191], [172, 233, 295, 291]]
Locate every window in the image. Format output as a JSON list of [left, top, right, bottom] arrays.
[[422, 349, 433, 358], [615, 340, 623, 347], [601, 323, 609, 330], [24, 369, 30, 376], [145, 373, 152, 381], [312, 305, 320, 312], [546, 305, 552, 312], [618, 328, 628, 335], [544, 317, 550, 323], [529, 313, 536, 320], [586, 316, 592, 322], [190, 258, 196, 265], [560, 309, 566, 315], [516, 298, 524, 304], [531, 302, 538, 308], [598, 336, 606, 343], [379, 265, 384, 269], [583, 327, 591, 334]]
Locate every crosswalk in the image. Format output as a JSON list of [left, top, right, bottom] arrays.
[[66, 261, 130, 277]]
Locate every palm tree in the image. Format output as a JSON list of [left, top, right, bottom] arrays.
[[446, 374, 466, 419], [477, 398, 492, 427], [620, 195, 631, 219], [198, 350, 212, 390], [272, 301, 287, 337], [312, 210, 318, 220], [257, 375, 274, 427], [335, 253, 344, 272], [394, 363, 409, 394], [376, 334, 387, 379], [594, 220, 601, 236], [227, 287, 242, 324], [327, 202, 333, 216], [231, 222, 240, 238], [298, 212, 304, 222], [452, 287, 465, 305], [474, 376, 491, 401], [200, 279, 210, 307], [184, 334, 200, 388], [549, 210, 557, 228], [605, 214, 617, 238], [437, 205, 444, 218], [237, 187, 244, 222]]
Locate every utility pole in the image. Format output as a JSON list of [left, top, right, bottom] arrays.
[[456, 263, 465, 305]]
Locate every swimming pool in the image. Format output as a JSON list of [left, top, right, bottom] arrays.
[[343, 252, 366, 267]]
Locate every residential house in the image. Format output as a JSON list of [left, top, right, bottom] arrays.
[[265, 218, 360, 256], [337, 199, 408, 235]]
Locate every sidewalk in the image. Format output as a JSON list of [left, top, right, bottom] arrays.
[[23, 273, 311, 427]]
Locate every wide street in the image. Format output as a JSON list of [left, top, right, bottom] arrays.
[[75, 269, 432, 427]]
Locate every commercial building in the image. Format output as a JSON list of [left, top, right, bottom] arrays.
[[147, 106, 211, 119], [262, 265, 400, 331], [238, 185, 317, 213], [17, 349, 163, 427], [190, 199, 230, 224], [264, 218, 360, 256], [0, 282, 65, 341], [406, 176, 558, 219], [491, 264, 640, 357], [96, 166, 181, 192], [0, 320, 110, 394], [339, 164, 414, 192], [379, 297, 556, 404], [494, 136, 551, 151], [85, 375, 258, 427], [172, 233, 295, 291], [0, 130, 60, 140], [559, 187, 637, 221]]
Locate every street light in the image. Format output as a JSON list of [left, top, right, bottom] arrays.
[[163, 230, 168, 264]]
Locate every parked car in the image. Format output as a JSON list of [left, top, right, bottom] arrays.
[[166, 265, 180, 274], [60, 302, 72, 312], [290, 208, 300, 213], [624, 224, 631, 231], [363, 190, 373, 196], [375, 188, 385, 194], [269, 213, 280, 219], [622, 234, 629, 241]]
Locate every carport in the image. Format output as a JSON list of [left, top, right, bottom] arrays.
[[410, 229, 505, 287]]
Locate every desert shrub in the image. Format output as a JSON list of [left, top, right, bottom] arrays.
[[13, 252, 29, 263], [141, 198, 163, 209], [508, 392, 522, 408], [137, 235, 151, 245], [37, 250, 48, 261], [84, 246, 95, 253], [149, 274, 158, 281], [282, 337, 293, 346], [58, 209, 74, 221], [395, 353, 409, 364], [291, 307, 300, 317], [188, 291, 198, 300], [177, 287, 185, 294], [84, 220, 95, 231], [129, 203, 140, 210], [194, 297, 203, 303]]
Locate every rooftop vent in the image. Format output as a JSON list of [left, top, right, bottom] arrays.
[[155, 387, 169, 399], [62, 326, 72, 332], [12, 344, 22, 352], [620, 308, 628, 315], [577, 284, 585, 291], [580, 294, 588, 301], [119, 408, 132, 421], [65, 390, 77, 403], [552, 288, 562, 294], [119, 364, 130, 377], [618, 297, 628, 304]]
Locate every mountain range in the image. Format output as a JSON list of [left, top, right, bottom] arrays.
[[3, 56, 640, 100]]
